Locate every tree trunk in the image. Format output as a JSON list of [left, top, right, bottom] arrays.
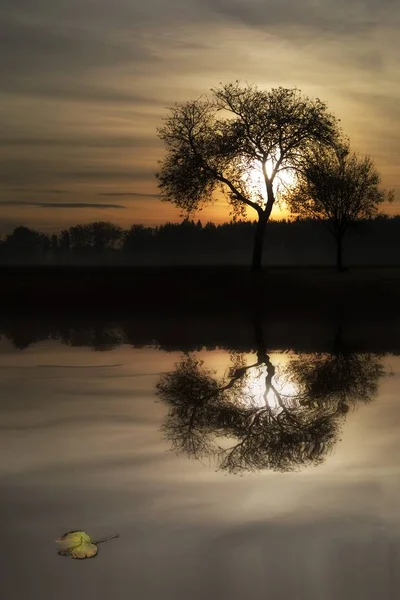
[[251, 216, 268, 272], [336, 236, 343, 272]]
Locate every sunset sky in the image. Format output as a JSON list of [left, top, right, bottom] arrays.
[[0, 0, 399, 233]]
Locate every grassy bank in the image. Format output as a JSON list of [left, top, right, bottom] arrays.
[[1, 265, 399, 317]]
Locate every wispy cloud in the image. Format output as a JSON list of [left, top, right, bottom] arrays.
[[63, 168, 157, 183], [97, 192, 160, 198], [0, 136, 161, 149], [0, 160, 156, 186], [0, 201, 126, 209], [3, 188, 70, 194], [199, 0, 398, 36]]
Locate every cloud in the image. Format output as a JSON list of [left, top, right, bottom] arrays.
[[97, 192, 160, 198], [0, 136, 161, 149], [63, 168, 157, 183], [3, 188, 70, 194], [0, 0, 213, 101], [0, 201, 126, 209], [0, 363, 124, 369], [0, 14, 159, 81], [0, 159, 156, 186], [198, 0, 399, 36], [1, 79, 167, 108], [1, 0, 205, 30]]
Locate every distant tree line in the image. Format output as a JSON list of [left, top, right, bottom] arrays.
[[0, 216, 400, 266]]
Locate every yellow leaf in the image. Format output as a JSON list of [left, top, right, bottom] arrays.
[[55, 530, 119, 560], [70, 542, 98, 560], [55, 531, 98, 560]]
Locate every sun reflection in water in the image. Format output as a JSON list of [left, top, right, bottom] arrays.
[[241, 363, 300, 409]]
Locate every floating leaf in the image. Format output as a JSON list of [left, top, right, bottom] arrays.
[[55, 530, 119, 560]]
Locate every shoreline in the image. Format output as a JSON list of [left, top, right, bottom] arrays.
[[1, 266, 399, 353], [1, 311, 399, 354]]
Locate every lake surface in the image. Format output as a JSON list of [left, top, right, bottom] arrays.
[[1, 323, 400, 599]]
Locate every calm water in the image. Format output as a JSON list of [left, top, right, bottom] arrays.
[[1, 325, 400, 599]]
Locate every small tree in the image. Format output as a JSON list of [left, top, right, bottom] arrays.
[[284, 143, 394, 271], [156, 82, 341, 271]]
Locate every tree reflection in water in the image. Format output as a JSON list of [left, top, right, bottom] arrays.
[[156, 328, 385, 473]]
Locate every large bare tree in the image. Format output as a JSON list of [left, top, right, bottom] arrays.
[[156, 82, 341, 271]]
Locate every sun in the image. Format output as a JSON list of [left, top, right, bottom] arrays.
[[273, 165, 297, 195], [235, 158, 297, 220], [245, 159, 297, 204]]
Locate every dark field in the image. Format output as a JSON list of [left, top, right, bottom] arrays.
[[1, 265, 400, 314]]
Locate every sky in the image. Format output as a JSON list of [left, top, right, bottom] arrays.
[[0, 0, 399, 233]]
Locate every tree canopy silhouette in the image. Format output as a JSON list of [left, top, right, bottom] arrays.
[[66, 221, 123, 256], [156, 330, 385, 473], [2, 226, 50, 262], [284, 142, 394, 270], [156, 82, 341, 271]]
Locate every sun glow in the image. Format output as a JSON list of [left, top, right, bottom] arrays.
[[241, 159, 297, 220], [246, 159, 296, 199]]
